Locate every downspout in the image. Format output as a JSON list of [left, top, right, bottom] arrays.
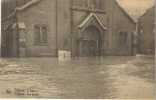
[[55, 0, 58, 57], [136, 20, 139, 54], [0, 1, 2, 57], [15, 0, 20, 57], [70, 0, 73, 57]]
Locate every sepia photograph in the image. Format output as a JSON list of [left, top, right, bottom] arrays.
[[1, 0, 155, 99]]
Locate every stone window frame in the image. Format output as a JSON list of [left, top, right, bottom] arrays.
[[34, 24, 48, 46]]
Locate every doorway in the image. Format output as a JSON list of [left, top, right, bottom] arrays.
[[79, 26, 102, 57]]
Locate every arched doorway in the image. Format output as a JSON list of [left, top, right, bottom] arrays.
[[79, 26, 102, 57]]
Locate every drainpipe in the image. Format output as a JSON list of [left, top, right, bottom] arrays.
[[134, 20, 139, 55], [0, 1, 1, 57], [15, 0, 20, 57], [55, 0, 58, 57], [70, 0, 73, 57]]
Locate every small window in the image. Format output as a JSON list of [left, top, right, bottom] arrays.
[[34, 25, 48, 45]]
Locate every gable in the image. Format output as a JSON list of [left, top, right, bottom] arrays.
[[78, 13, 107, 31], [115, 0, 136, 24]]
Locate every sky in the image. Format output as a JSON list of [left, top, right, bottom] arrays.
[[117, 0, 155, 21]]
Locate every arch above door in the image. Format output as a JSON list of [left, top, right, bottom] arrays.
[[78, 13, 107, 32]]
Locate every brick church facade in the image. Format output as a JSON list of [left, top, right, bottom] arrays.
[[2, 0, 136, 57]]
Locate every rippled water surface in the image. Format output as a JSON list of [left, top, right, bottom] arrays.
[[0, 56, 154, 99]]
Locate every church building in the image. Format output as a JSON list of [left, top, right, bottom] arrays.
[[2, 0, 136, 57]]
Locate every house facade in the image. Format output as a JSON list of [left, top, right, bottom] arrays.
[[138, 6, 155, 54], [2, 0, 136, 57]]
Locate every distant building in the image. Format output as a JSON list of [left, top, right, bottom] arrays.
[[138, 6, 155, 54], [2, 0, 136, 57]]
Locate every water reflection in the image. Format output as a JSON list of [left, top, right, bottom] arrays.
[[0, 56, 154, 99]]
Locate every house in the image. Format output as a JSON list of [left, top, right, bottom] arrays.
[[1, 0, 136, 57], [138, 6, 155, 54]]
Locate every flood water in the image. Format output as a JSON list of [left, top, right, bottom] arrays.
[[0, 56, 154, 99]]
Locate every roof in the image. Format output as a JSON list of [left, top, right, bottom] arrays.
[[17, 0, 135, 25], [115, 0, 136, 24], [139, 6, 155, 19], [15, 0, 41, 11], [78, 13, 107, 30], [3, 0, 135, 25], [2, 0, 41, 22]]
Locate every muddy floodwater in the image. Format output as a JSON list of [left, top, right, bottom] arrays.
[[0, 56, 154, 99]]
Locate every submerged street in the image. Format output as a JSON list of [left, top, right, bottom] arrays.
[[0, 56, 154, 99]]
